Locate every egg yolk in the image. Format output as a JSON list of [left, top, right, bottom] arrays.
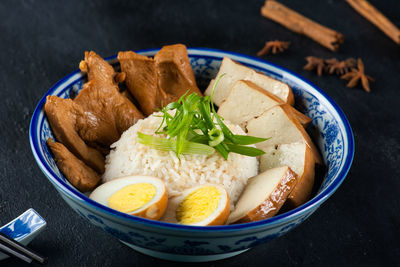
[[108, 183, 156, 213], [176, 186, 221, 224]]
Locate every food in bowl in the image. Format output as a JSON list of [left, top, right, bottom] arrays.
[[102, 109, 258, 208], [227, 166, 297, 224], [90, 175, 168, 220], [44, 43, 323, 226], [162, 184, 230, 226]]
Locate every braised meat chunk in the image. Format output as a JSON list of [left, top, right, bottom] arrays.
[[79, 51, 119, 85], [45, 51, 144, 176], [74, 80, 120, 147], [47, 139, 101, 192], [44, 95, 105, 174], [44, 46, 203, 194], [118, 51, 170, 116], [119, 44, 201, 116], [76, 51, 144, 147], [154, 44, 202, 97]]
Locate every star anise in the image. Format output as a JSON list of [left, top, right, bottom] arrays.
[[340, 58, 374, 93], [303, 56, 325, 76], [325, 58, 356, 75], [257, 40, 290, 56]]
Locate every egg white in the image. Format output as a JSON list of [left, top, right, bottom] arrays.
[[161, 184, 230, 226], [90, 175, 167, 218]]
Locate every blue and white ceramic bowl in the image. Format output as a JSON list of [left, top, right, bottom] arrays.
[[29, 48, 354, 262]]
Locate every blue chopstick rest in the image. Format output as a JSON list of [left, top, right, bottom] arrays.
[[0, 209, 46, 261]]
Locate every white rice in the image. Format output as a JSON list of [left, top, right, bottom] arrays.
[[102, 112, 258, 208]]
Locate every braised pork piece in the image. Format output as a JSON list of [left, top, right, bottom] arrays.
[[46, 51, 145, 179], [76, 51, 144, 148], [154, 44, 201, 98], [47, 139, 101, 192], [44, 96, 105, 174], [45, 45, 201, 192], [118, 51, 171, 116], [119, 44, 202, 116]]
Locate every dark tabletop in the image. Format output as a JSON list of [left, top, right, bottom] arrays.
[[1, 0, 399, 266]]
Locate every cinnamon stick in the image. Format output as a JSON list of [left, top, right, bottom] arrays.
[[261, 0, 344, 51], [346, 0, 400, 45]]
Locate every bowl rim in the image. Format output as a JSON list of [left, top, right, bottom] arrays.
[[29, 47, 354, 232]]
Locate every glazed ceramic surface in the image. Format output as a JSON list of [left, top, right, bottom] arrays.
[[0, 209, 46, 261], [30, 48, 354, 262]]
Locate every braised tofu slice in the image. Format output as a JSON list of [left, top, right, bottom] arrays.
[[246, 104, 322, 165], [47, 139, 101, 192], [228, 166, 298, 224], [218, 80, 282, 129], [260, 143, 316, 209], [218, 80, 311, 129], [290, 106, 312, 127], [205, 57, 294, 106], [245, 104, 325, 208]]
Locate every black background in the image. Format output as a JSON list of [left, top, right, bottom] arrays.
[[1, 0, 399, 266]]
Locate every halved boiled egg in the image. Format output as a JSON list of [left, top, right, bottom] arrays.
[[89, 175, 168, 220], [161, 184, 230, 226]]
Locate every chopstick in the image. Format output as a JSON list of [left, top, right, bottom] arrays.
[[0, 232, 47, 265]]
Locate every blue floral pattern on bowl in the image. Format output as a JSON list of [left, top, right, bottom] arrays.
[[30, 48, 354, 262]]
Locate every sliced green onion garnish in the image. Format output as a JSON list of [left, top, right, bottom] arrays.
[[137, 132, 215, 155], [138, 74, 269, 159], [208, 128, 224, 147], [230, 135, 270, 145], [226, 144, 266, 157]]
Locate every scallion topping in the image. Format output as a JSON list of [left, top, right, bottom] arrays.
[[137, 74, 269, 159], [137, 132, 215, 155]]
